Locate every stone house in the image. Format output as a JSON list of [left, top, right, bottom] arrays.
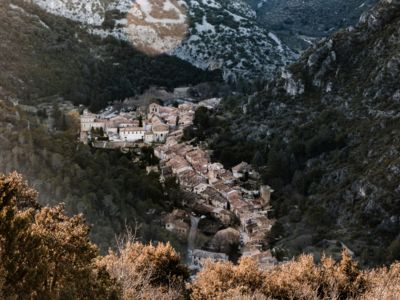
[[260, 185, 274, 207], [179, 170, 207, 190], [80, 110, 97, 132], [144, 132, 155, 144], [165, 219, 189, 240], [232, 162, 253, 179], [164, 209, 190, 240], [200, 187, 228, 210], [219, 171, 236, 186], [119, 127, 145, 142], [207, 163, 224, 184], [149, 103, 161, 114], [152, 124, 169, 143]]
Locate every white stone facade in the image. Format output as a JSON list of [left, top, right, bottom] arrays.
[[119, 127, 145, 142]]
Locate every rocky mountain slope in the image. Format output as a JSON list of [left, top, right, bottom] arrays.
[[30, 0, 295, 80], [197, 0, 400, 265], [1, 0, 220, 109], [245, 0, 378, 51]]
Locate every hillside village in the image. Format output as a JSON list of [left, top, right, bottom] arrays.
[[80, 97, 276, 270], [155, 123, 277, 269], [79, 98, 220, 146], [80, 103, 173, 146]]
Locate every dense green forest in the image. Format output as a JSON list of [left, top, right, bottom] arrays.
[[0, 99, 184, 252]]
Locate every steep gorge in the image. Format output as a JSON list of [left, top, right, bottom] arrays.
[[196, 0, 400, 265]]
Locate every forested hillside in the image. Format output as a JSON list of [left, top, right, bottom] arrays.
[[0, 0, 220, 111], [29, 0, 295, 80], [245, 0, 377, 51], [0, 99, 184, 252], [186, 0, 400, 266]]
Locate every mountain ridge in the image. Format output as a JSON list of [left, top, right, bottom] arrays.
[[1, 0, 220, 109], [30, 0, 296, 80]]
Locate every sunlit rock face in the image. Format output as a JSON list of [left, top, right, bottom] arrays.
[[126, 0, 188, 55], [31, 0, 295, 79]]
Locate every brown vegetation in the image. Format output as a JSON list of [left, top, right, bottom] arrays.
[[191, 253, 400, 300], [0, 172, 120, 299], [1, 172, 400, 300], [98, 231, 188, 300]]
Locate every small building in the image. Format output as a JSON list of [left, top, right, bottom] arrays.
[[167, 156, 191, 174], [152, 124, 169, 143], [165, 219, 189, 240], [178, 115, 195, 127], [260, 185, 274, 207], [149, 103, 161, 114], [178, 102, 195, 112], [207, 163, 224, 184], [219, 171, 236, 186], [119, 127, 145, 142], [179, 170, 207, 190], [232, 162, 253, 179], [80, 110, 97, 132], [164, 209, 190, 240], [144, 132, 155, 144], [200, 187, 229, 210]]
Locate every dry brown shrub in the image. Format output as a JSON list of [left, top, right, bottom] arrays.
[[0, 171, 38, 210], [3, 173, 400, 300], [191, 251, 373, 300], [262, 251, 367, 300], [360, 262, 400, 300], [190, 257, 264, 300], [0, 172, 120, 299], [262, 254, 322, 299], [99, 232, 188, 300]]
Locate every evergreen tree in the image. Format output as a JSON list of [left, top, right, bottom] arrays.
[[138, 115, 143, 127]]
